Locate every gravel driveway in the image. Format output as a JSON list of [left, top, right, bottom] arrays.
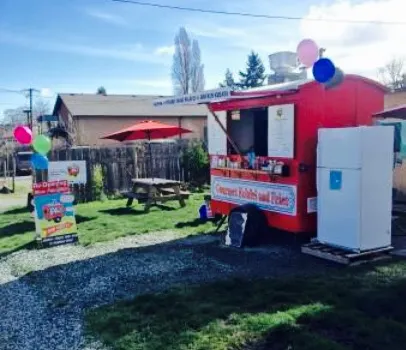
[[0, 231, 335, 350]]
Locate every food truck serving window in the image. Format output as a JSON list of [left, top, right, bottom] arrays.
[[227, 104, 295, 159], [228, 107, 268, 156]]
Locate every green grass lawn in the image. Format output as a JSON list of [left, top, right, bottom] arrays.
[[86, 261, 406, 350], [0, 176, 32, 197], [0, 194, 215, 255]]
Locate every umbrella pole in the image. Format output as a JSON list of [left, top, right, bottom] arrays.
[[148, 132, 153, 180]]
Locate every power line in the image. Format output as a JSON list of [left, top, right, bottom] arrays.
[[0, 88, 24, 94], [112, 0, 406, 25]]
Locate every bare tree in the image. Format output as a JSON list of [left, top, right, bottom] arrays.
[[172, 27, 205, 94], [3, 107, 27, 126], [378, 57, 406, 91], [33, 98, 51, 119], [3, 99, 51, 129], [191, 40, 205, 93]]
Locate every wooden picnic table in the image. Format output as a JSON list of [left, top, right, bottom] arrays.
[[123, 178, 190, 212]]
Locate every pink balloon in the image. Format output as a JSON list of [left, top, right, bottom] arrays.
[[13, 125, 33, 145], [297, 39, 319, 68]]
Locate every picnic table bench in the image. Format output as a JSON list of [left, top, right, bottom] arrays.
[[122, 178, 190, 212]]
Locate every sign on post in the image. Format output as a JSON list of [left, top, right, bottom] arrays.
[[33, 181, 78, 247], [48, 161, 87, 184]]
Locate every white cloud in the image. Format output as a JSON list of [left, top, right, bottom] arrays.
[[85, 9, 128, 27], [154, 45, 175, 56], [0, 31, 169, 65], [40, 88, 53, 98], [132, 79, 172, 89], [189, 26, 246, 40], [300, 0, 406, 77], [188, 19, 296, 55]]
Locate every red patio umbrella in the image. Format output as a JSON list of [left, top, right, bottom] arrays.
[[101, 120, 192, 177]]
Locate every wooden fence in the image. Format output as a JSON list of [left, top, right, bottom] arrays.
[[48, 141, 193, 202]]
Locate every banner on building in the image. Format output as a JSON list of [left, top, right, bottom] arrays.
[[33, 181, 78, 247], [48, 161, 87, 184], [153, 88, 232, 107]]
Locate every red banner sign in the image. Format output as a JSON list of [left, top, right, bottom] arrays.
[[32, 181, 70, 196]]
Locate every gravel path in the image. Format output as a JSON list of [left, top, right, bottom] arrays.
[[0, 231, 335, 350]]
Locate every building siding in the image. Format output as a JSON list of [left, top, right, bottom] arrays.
[[384, 91, 406, 109], [56, 100, 207, 146], [75, 115, 206, 146], [381, 91, 406, 200]]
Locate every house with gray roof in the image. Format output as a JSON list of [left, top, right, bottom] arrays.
[[52, 93, 209, 146]]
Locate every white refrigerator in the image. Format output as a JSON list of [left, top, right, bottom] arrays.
[[316, 126, 394, 252]]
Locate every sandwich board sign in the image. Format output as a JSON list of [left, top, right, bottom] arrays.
[[32, 180, 78, 247]]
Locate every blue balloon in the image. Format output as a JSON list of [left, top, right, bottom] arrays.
[[313, 58, 336, 83], [31, 153, 48, 170]]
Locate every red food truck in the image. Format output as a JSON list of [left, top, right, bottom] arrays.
[[154, 74, 387, 235]]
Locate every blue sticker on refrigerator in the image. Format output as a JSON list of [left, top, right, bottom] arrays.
[[329, 170, 342, 190]]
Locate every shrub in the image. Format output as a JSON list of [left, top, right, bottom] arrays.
[[92, 164, 107, 201], [182, 141, 209, 188]]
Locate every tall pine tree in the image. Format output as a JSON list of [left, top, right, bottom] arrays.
[[238, 51, 266, 89], [219, 69, 236, 89]]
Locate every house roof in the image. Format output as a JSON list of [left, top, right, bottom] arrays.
[[53, 93, 208, 117], [236, 74, 387, 96], [373, 104, 406, 119], [209, 74, 387, 112]]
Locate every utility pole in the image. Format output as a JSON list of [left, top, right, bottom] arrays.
[[23, 88, 40, 131], [29, 88, 33, 130]]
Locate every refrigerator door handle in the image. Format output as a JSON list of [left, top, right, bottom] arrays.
[[316, 143, 319, 193]]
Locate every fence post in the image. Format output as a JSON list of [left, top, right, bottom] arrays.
[[133, 146, 138, 179], [12, 157, 16, 193]]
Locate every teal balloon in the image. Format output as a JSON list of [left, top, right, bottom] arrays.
[[324, 67, 344, 89], [33, 135, 52, 155], [31, 153, 48, 170]]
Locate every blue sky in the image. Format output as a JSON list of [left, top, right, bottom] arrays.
[[0, 0, 404, 117]]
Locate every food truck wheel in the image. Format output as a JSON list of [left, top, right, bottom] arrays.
[[226, 204, 268, 247]]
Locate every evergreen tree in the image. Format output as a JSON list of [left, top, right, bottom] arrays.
[[96, 86, 107, 95], [219, 69, 236, 89], [238, 51, 266, 89]]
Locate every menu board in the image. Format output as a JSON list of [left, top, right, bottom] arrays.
[[268, 104, 295, 158]]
